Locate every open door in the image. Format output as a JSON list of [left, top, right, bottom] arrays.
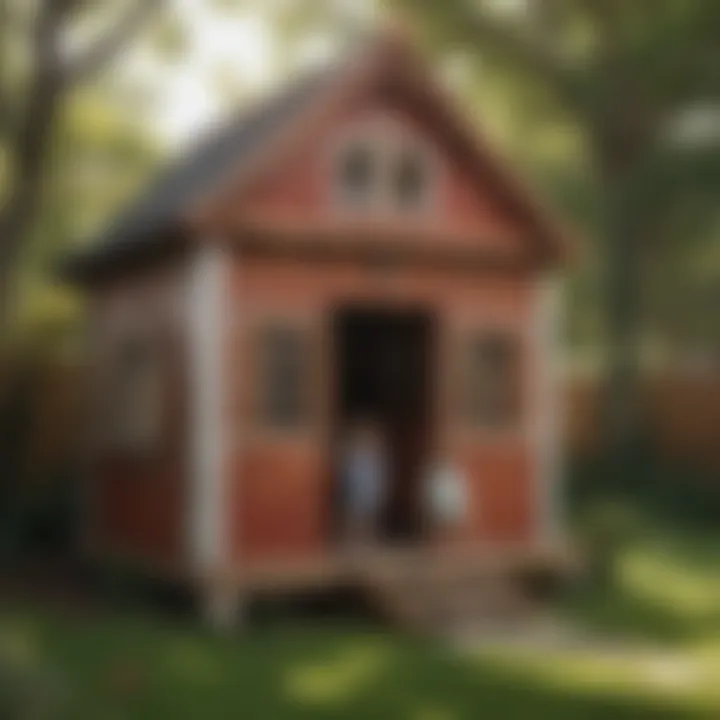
[[332, 307, 437, 544]]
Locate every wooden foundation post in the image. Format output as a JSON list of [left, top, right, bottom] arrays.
[[200, 580, 243, 632]]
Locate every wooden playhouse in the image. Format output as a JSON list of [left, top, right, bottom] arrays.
[[67, 29, 569, 627]]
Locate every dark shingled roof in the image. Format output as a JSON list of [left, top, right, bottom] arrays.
[[64, 63, 338, 279]]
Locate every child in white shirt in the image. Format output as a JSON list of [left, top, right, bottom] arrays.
[[423, 454, 469, 540]]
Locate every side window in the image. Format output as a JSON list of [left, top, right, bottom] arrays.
[[110, 335, 164, 453], [463, 332, 521, 429], [258, 325, 309, 429]]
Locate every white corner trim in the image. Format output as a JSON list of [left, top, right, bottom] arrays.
[[187, 242, 229, 574], [533, 276, 564, 547]]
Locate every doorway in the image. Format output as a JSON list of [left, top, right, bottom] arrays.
[[332, 307, 437, 543]]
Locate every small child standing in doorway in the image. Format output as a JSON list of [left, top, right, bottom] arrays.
[[339, 422, 387, 551], [422, 448, 469, 544]]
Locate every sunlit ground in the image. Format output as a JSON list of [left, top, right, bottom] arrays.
[[3, 529, 720, 718]]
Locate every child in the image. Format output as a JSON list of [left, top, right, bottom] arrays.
[[339, 422, 387, 550], [423, 451, 469, 542]]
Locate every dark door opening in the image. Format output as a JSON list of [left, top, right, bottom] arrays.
[[332, 307, 436, 544]]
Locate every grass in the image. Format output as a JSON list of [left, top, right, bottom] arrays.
[[483, 526, 720, 717], [564, 534, 720, 643], [3, 526, 720, 719]]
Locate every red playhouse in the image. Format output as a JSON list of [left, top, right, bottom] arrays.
[[67, 29, 570, 628]]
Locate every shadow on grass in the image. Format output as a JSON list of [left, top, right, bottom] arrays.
[[565, 585, 720, 645], [564, 531, 720, 646], [2, 605, 711, 720]]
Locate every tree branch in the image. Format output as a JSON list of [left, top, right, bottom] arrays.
[[64, 0, 165, 85], [0, 73, 15, 143], [412, 0, 583, 113], [0, 0, 72, 329], [577, 0, 625, 49], [0, 1, 24, 146]]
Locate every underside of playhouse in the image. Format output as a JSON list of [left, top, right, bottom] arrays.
[[70, 32, 570, 627]]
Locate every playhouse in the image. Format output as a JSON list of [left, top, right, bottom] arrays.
[[67, 29, 568, 625]]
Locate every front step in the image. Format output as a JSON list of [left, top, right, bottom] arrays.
[[356, 551, 538, 633]]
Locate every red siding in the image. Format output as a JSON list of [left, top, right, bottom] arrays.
[[229, 256, 537, 562], [231, 88, 529, 258], [89, 270, 188, 570], [89, 81, 546, 572]]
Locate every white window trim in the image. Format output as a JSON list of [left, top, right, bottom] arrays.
[[328, 114, 441, 217]]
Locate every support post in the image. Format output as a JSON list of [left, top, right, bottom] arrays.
[[187, 241, 237, 629], [200, 578, 243, 632], [533, 276, 564, 549]]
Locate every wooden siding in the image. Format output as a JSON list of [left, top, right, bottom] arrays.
[[88, 264, 189, 569], [224, 86, 532, 261], [229, 255, 537, 561]]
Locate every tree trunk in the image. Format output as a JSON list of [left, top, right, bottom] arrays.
[[0, 1, 67, 340], [0, 92, 61, 335], [0, 0, 160, 341], [597, 151, 645, 481]]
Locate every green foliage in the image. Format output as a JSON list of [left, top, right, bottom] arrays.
[[382, 0, 720, 355], [148, 13, 191, 62], [568, 443, 720, 532], [564, 521, 720, 647], [251, 0, 720, 356], [46, 91, 160, 249], [0, 636, 63, 720], [7, 87, 160, 353], [574, 500, 639, 589], [0, 0, 165, 344]]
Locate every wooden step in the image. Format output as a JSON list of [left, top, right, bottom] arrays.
[[357, 555, 536, 633]]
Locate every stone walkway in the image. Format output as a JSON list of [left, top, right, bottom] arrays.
[[451, 614, 710, 692]]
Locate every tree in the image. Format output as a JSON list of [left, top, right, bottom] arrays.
[[12, 88, 160, 356], [0, 0, 165, 336], [379, 0, 720, 470], [264, 0, 720, 469], [0, 81, 158, 560]]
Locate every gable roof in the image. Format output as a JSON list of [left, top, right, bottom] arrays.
[[64, 64, 340, 279], [65, 30, 571, 282]]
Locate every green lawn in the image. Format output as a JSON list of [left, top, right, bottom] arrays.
[[3, 530, 720, 719]]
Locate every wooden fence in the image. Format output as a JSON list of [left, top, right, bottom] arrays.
[[566, 371, 720, 470], [0, 360, 85, 491], [3, 361, 720, 487]]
